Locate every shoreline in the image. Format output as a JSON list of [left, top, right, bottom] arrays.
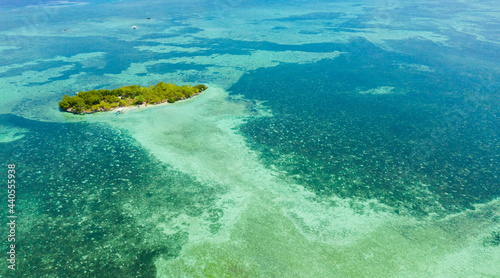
[[100, 90, 205, 116], [113, 93, 200, 115], [62, 88, 205, 115]]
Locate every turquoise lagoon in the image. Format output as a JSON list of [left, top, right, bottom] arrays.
[[0, 0, 499, 277]]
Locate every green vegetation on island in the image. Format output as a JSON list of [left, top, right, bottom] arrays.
[[59, 82, 208, 114]]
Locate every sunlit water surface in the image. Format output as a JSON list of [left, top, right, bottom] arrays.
[[0, 0, 499, 277]]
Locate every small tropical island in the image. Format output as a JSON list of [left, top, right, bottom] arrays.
[[59, 82, 207, 114]]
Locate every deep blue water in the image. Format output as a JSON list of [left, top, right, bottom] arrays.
[[0, 114, 225, 276], [0, 0, 499, 276], [229, 37, 500, 216]]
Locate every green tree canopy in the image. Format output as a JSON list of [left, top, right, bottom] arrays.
[[59, 82, 208, 114]]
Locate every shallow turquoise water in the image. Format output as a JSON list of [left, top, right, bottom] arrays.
[[0, 0, 499, 277]]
